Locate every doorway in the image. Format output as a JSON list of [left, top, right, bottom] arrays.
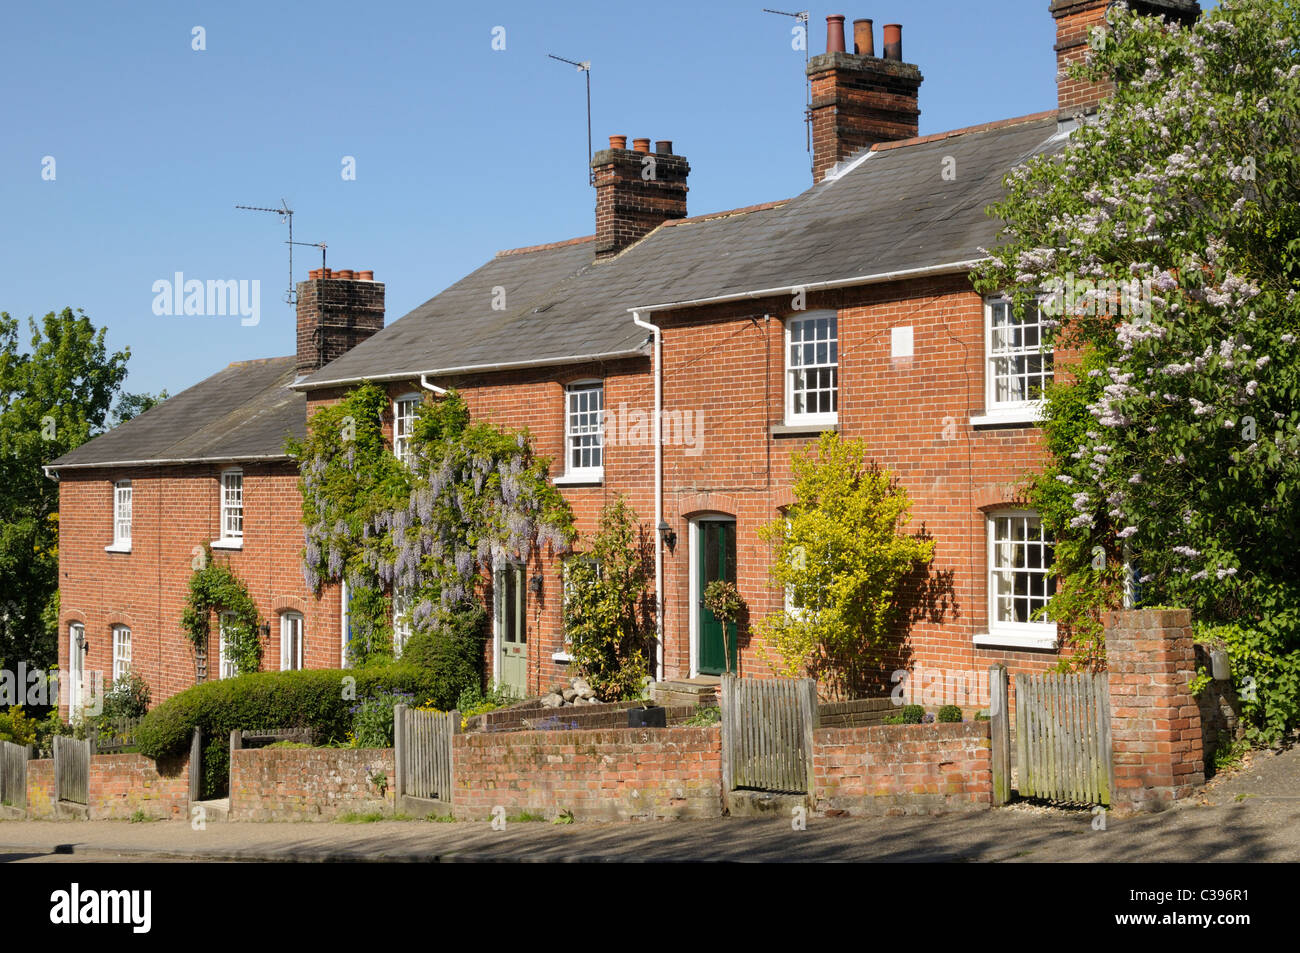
[[495, 562, 527, 697], [693, 518, 738, 676]]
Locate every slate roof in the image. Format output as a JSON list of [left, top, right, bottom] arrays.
[[297, 111, 1067, 390], [49, 357, 304, 470]]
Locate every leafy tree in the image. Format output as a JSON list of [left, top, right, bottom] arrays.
[[110, 389, 169, 428], [975, 0, 1300, 741], [0, 309, 130, 671], [756, 432, 934, 698], [561, 495, 653, 701]]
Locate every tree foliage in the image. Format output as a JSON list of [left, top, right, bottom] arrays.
[[0, 309, 132, 670], [561, 494, 653, 701], [180, 557, 263, 677], [975, 0, 1300, 740], [288, 383, 574, 668], [756, 432, 934, 698]]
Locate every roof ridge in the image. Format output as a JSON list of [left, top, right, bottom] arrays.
[[870, 109, 1059, 153], [496, 234, 595, 258], [227, 355, 293, 368], [659, 199, 792, 228]]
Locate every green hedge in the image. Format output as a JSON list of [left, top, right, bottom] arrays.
[[136, 663, 444, 798], [398, 604, 487, 709]]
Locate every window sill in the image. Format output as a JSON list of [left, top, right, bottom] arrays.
[[974, 629, 1058, 651], [553, 471, 603, 486], [970, 405, 1044, 428], [210, 538, 244, 551], [552, 651, 573, 663], [104, 543, 132, 554], [771, 420, 838, 437]]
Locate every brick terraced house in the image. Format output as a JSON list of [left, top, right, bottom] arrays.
[[49, 2, 1201, 711]]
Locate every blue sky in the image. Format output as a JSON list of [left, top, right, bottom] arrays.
[[2, 0, 1075, 397]]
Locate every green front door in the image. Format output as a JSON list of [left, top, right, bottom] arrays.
[[496, 563, 527, 697], [697, 519, 738, 675]]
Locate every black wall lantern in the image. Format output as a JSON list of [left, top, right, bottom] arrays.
[[259, 622, 271, 640], [657, 519, 677, 553]]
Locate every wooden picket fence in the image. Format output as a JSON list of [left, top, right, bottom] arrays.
[[720, 675, 818, 795], [1015, 671, 1114, 806], [0, 740, 30, 808], [53, 735, 91, 805], [394, 706, 459, 802]]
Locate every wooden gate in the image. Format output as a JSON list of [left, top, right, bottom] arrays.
[[0, 740, 30, 808], [720, 675, 818, 794], [53, 736, 91, 805], [394, 706, 459, 802], [1015, 672, 1114, 806]]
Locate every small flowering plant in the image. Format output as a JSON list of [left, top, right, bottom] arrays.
[[975, 0, 1300, 740]]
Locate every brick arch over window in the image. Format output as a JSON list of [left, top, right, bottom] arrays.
[[105, 612, 136, 630], [974, 483, 1030, 512], [771, 487, 796, 511], [676, 493, 739, 520], [272, 595, 308, 616], [62, 608, 88, 627]]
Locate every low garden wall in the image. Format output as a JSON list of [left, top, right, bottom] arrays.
[[812, 722, 993, 816], [229, 747, 394, 821], [817, 697, 894, 729], [24, 752, 189, 820], [88, 753, 189, 820], [452, 727, 724, 821]]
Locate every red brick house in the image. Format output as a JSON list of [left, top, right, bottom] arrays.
[[49, 1, 1201, 712]]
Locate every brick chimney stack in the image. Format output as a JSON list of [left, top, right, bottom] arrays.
[[592, 136, 689, 259], [807, 16, 922, 183], [295, 269, 385, 377], [1052, 0, 1200, 117]]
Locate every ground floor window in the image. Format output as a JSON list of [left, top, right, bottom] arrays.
[[219, 611, 238, 679], [111, 624, 131, 682], [280, 612, 304, 670], [987, 510, 1056, 635]]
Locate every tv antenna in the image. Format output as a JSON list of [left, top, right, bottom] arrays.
[[762, 8, 812, 171], [235, 200, 324, 305], [547, 53, 594, 185]]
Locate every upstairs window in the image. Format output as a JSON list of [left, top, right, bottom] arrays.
[[220, 469, 244, 542], [785, 312, 838, 424], [564, 381, 604, 479], [112, 480, 132, 548], [393, 395, 419, 465], [986, 297, 1053, 412]]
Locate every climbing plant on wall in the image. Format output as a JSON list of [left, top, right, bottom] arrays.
[[287, 383, 575, 666], [180, 555, 263, 677]]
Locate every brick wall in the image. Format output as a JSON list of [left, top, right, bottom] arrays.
[[451, 727, 723, 821], [229, 746, 394, 821], [26, 758, 54, 818], [807, 50, 922, 182], [88, 753, 189, 820], [58, 462, 332, 711], [812, 722, 992, 816], [1106, 609, 1205, 810]]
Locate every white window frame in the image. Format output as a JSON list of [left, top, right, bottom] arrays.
[[213, 468, 244, 548], [975, 509, 1058, 650], [218, 611, 239, 679], [393, 394, 420, 466], [280, 612, 304, 671], [784, 311, 839, 426], [556, 380, 604, 484], [107, 480, 132, 552], [556, 556, 601, 662], [392, 588, 413, 657], [340, 580, 352, 668], [68, 623, 86, 716], [974, 296, 1053, 426], [780, 517, 809, 622], [111, 624, 132, 683]]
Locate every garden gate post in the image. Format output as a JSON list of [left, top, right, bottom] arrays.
[[989, 664, 1011, 806]]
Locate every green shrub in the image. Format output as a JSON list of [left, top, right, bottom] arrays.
[[0, 706, 37, 746], [883, 713, 904, 725], [101, 670, 151, 720], [683, 706, 721, 727], [136, 663, 444, 796], [398, 603, 487, 709], [349, 691, 413, 748], [937, 705, 963, 723], [901, 704, 924, 724]]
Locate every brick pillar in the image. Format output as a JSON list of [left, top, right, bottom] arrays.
[[1105, 608, 1204, 811]]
